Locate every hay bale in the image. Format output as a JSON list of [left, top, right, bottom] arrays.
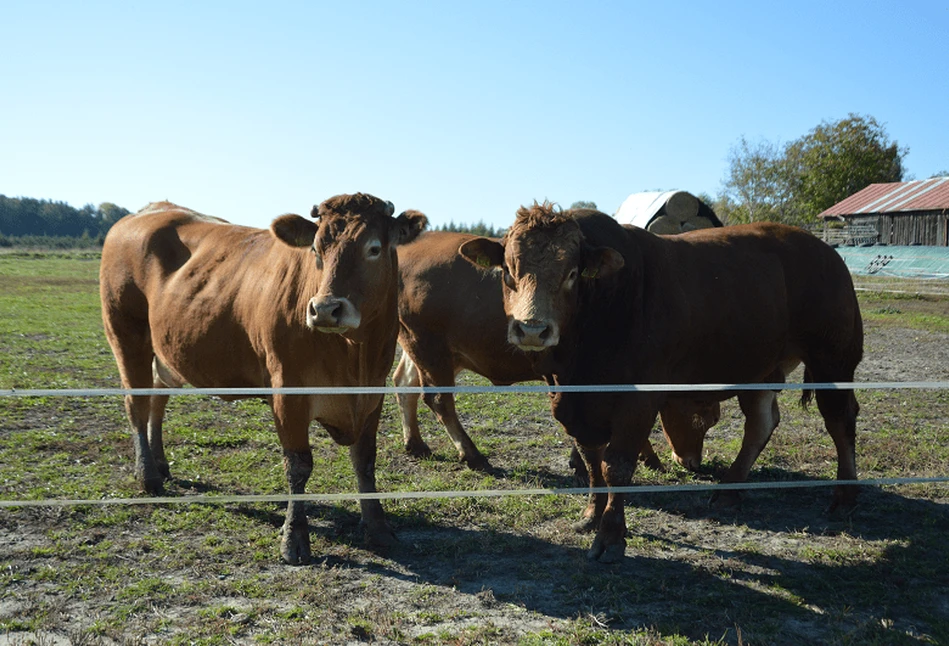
[[614, 191, 722, 233]]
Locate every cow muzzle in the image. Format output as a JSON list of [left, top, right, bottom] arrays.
[[508, 318, 559, 352], [307, 296, 361, 333]]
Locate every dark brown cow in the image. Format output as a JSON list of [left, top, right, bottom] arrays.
[[460, 203, 862, 562], [395, 230, 719, 473], [99, 194, 427, 564]]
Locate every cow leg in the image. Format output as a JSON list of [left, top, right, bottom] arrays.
[[815, 388, 860, 516], [714, 390, 781, 507], [589, 409, 656, 563], [148, 356, 184, 481], [147, 389, 171, 480], [568, 445, 589, 487], [393, 353, 431, 458], [422, 389, 490, 470], [570, 436, 660, 488], [413, 355, 490, 471], [349, 398, 396, 546], [102, 318, 164, 494], [573, 442, 607, 532], [637, 437, 664, 471], [127, 391, 164, 494], [281, 448, 313, 565], [272, 394, 313, 565]]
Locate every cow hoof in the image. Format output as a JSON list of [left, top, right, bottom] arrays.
[[365, 523, 397, 548], [640, 454, 665, 472], [826, 500, 856, 521], [156, 461, 172, 480], [141, 474, 165, 495], [597, 543, 626, 564], [709, 489, 742, 509], [404, 438, 433, 458], [587, 535, 625, 563], [281, 526, 312, 565], [573, 516, 599, 534], [463, 453, 491, 472]]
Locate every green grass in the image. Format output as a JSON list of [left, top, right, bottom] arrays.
[[0, 253, 947, 645]]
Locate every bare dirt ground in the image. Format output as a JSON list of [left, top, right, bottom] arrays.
[[2, 312, 948, 645]]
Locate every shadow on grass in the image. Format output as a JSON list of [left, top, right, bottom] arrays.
[[223, 465, 948, 645]]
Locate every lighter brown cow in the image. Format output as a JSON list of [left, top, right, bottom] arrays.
[[461, 203, 862, 562], [395, 230, 719, 474], [99, 194, 427, 564]]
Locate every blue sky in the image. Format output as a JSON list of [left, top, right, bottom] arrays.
[[3, 1, 947, 230]]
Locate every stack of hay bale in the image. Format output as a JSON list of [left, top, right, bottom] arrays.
[[614, 191, 722, 233]]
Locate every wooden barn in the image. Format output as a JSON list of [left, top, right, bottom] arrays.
[[818, 177, 949, 246]]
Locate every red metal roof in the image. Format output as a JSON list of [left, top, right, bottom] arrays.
[[818, 176, 949, 218]]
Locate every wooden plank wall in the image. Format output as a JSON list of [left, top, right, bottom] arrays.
[[846, 212, 949, 246]]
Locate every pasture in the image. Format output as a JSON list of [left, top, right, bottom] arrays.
[[1, 250, 947, 645]]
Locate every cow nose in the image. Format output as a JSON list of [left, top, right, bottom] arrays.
[[510, 319, 558, 350], [307, 296, 360, 331], [310, 299, 341, 323]]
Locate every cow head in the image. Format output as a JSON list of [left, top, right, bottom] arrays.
[[659, 399, 721, 471], [271, 193, 427, 339], [459, 202, 623, 353]]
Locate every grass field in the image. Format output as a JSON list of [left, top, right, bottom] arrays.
[[1, 251, 947, 645]]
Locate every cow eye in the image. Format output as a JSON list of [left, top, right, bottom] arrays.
[[366, 242, 383, 259], [502, 266, 516, 290], [566, 268, 579, 285], [310, 245, 323, 269]]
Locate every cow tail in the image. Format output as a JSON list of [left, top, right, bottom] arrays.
[[800, 367, 814, 410]]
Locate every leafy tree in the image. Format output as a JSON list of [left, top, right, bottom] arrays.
[[786, 114, 906, 218], [720, 114, 907, 225], [931, 171, 949, 178], [569, 200, 597, 210], [98, 202, 130, 230], [721, 137, 799, 224]]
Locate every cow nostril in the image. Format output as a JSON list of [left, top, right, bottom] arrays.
[[308, 301, 318, 318], [538, 325, 551, 341]]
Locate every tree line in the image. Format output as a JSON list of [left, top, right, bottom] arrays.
[[0, 196, 130, 248], [3, 113, 943, 247]]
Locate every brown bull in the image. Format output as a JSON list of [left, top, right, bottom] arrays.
[[99, 194, 427, 564], [395, 230, 719, 473], [460, 203, 862, 562]]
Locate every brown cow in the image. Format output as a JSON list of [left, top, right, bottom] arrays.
[[394, 230, 719, 474], [99, 194, 427, 564], [460, 203, 862, 562]]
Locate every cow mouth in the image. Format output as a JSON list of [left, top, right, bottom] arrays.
[[515, 342, 551, 353], [315, 325, 350, 334]]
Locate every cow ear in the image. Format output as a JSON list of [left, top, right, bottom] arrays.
[[459, 237, 505, 269], [580, 246, 624, 279], [271, 214, 318, 248], [392, 209, 428, 245]]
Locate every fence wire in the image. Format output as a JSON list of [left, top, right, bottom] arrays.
[[1, 380, 947, 508]]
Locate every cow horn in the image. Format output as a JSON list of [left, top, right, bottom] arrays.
[[310, 205, 321, 221], [385, 201, 395, 217]]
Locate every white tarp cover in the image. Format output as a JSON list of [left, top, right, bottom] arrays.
[[614, 190, 715, 233]]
